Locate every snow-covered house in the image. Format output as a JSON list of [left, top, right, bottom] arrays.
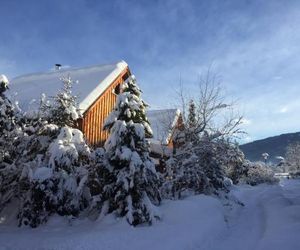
[[9, 61, 131, 146], [147, 109, 183, 158], [9, 62, 183, 154]]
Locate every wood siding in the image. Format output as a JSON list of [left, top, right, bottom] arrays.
[[78, 67, 130, 147], [168, 114, 184, 148]]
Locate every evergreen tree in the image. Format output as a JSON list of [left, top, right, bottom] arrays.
[[0, 74, 18, 163], [0, 75, 15, 137], [187, 99, 197, 129], [0, 74, 21, 211], [101, 75, 161, 226], [41, 75, 80, 127], [185, 99, 198, 143]]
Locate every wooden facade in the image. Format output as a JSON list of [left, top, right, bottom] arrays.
[[78, 67, 130, 147], [168, 114, 184, 148]]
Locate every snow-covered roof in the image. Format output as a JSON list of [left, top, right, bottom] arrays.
[[9, 61, 128, 113], [147, 109, 181, 145]]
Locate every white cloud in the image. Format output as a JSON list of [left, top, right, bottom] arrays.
[[278, 107, 288, 113]]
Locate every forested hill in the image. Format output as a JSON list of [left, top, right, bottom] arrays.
[[240, 132, 300, 163]]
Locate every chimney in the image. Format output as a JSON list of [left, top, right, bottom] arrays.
[[55, 64, 62, 70]]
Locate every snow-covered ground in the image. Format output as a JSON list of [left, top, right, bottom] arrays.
[[0, 179, 299, 250]]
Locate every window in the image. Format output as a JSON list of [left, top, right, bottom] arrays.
[[113, 84, 121, 95], [113, 73, 130, 95], [122, 73, 129, 82]]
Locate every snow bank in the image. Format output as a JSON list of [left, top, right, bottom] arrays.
[[0, 195, 226, 250], [1, 180, 300, 250]]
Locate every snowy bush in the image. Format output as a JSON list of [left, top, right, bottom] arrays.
[[18, 127, 91, 227], [289, 170, 300, 178], [285, 142, 300, 172], [239, 161, 279, 186], [161, 150, 208, 199], [217, 141, 247, 184], [19, 168, 90, 227], [98, 75, 161, 226], [162, 137, 235, 200]]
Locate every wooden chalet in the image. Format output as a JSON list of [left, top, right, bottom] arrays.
[[146, 109, 183, 172], [10, 62, 183, 157], [147, 109, 183, 157], [11, 61, 130, 146]]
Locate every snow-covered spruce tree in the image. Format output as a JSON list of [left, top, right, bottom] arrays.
[[187, 99, 196, 128], [185, 99, 198, 142], [101, 75, 161, 226], [42, 75, 80, 127], [0, 74, 15, 137], [18, 76, 91, 228], [0, 74, 22, 211]]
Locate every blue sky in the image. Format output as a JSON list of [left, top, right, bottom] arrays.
[[1, 0, 300, 142]]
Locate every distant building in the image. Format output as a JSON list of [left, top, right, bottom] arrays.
[[147, 109, 183, 157]]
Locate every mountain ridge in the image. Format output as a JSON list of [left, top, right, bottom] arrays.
[[240, 131, 300, 163]]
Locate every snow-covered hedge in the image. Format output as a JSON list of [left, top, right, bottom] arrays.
[[18, 127, 92, 228], [162, 138, 235, 200], [239, 161, 279, 186], [289, 170, 300, 179], [221, 143, 247, 184]]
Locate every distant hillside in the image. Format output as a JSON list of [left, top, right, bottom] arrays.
[[240, 132, 300, 163]]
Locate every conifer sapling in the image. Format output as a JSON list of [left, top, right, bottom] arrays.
[[102, 75, 161, 226]]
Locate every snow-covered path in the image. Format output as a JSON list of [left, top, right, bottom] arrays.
[[215, 179, 300, 250], [0, 179, 300, 250]]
